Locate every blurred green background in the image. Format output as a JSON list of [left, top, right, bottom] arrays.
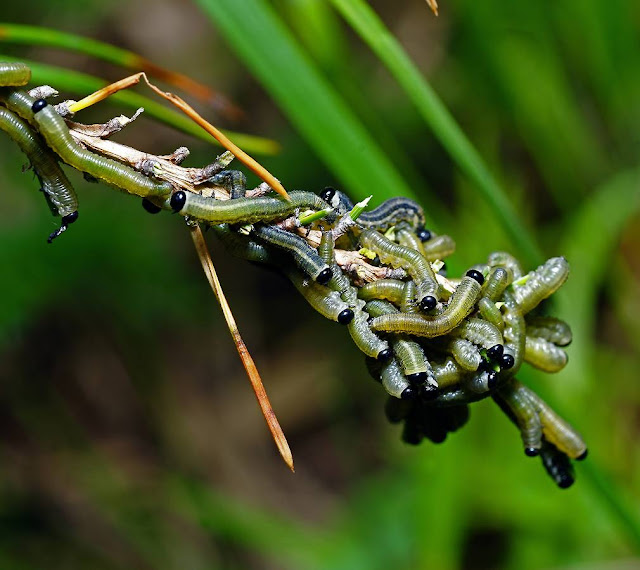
[[0, 1, 639, 568]]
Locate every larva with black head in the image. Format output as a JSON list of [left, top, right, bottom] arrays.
[[488, 251, 523, 281], [169, 189, 329, 225], [209, 169, 247, 198], [539, 440, 575, 489], [0, 106, 78, 242], [370, 272, 482, 337], [359, 228, 439, 309], [493, 378, 543, 457], [523, 387, 587, 460], [358, 278, 406, 306], [365, 299, 436, 386], [284, 265, 353, 324], [251, 224, 332, 284]]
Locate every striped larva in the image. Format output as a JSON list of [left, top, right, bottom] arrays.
[[493, 378, 543, 456], [284, 266, 353, 324], [318, 230, 358, 305], [359, 228, 439, 309], [525, 316, 572, 347], [523, 388, 587, 460], [320, 187, 425, 231], [370, 272, 483, 337], [400, 280, 420, 314], [251, 224, 332, 284], [511, 257, 570, 315], [524, 336, 568, 373], [539, 441, 575, 489], [170, 189, 329, 225], [0, 106, 78, 241]]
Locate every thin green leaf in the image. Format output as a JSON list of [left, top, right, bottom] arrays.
[[328, 0, 542, 266], [193, 0, 438, 223], [0, 55, 280, 155]]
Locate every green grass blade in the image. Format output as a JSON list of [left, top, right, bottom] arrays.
[[328, 0, 542, 266], [0, 55, 280, 155], [192, 0, 431, 216]]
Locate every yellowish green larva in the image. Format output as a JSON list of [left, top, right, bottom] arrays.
[[449, 338, 482, 371], [358, 278, 406, 305], [359, 228, 439, 310], [0, 106, 79, 241], [170, 189, 329, 225], [477, 297, 504, 331], [525, 316, 572, 347], [284, 266, 353, 324], [451, 318, 504, 350], [370, 275, 482, 337], [488, 251, 523, 280], [0, 62, 31, 86], [524, 336, 568, 373], [511, 257, 570, 315], [493, 378, 543, 456], [523, 388, 587, 460], [251, 224, 332, 283], [420, 234, 456, 261]]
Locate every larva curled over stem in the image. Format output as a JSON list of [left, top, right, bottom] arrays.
[[370, 273, 482, 337], [0, 106, 78, 241]]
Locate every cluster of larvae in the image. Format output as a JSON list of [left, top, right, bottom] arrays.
[[0, 62, 585, 487]]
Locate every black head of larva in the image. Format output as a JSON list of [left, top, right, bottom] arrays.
[[419, 384, 438, 400], [170, 191, 187, 212], [420, 295, 437, 311], [406, 371, 428, 384], [316, 267, 333, 285], [557, 474, 575, 489], [401, 386, 416, 400], [337, 308, 354, 325], [62, 211, 79, 225], [466, 269, 485, 285], [500, 353, 515, 370], [416, 227, 432, 242], [576, 449, 588, 461], [320, 187, 336, 203], [377, 348, 393, 362], [487, 344, 504, 361], [525, 447, 540, 457], [142, 198, 162, 214], [31, 98, 48, 113], [487, 371, 498, 390]]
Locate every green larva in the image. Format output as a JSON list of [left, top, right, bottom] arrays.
[[482, 267, 511, 301], [251, 224, 332, 283], [523, 388, 587, 460], [524, 336, 568, 373], [0, 106, 78, 241], [493, 378, 543, 456], [359, 228, 439, 309], [0, 62, 31, 86], [451, 318, 504, 350], [511, 257, 570, 315], [525, 316, 572, 347], [488, 251, 523, 280], [370, 275, 482, 337], [449, 338, 482, 371], [358, 278, 406, 305]]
